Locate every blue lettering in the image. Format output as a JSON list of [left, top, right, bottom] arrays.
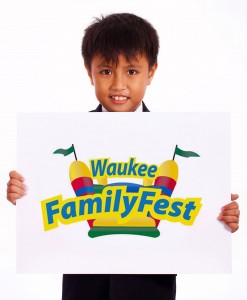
[[183, 202, 196, 220], [168, 201, 183, 217], [46, 200, 59, 224], [121, 195, 138, 218], [138, 164, 147, 176], [61, 202, 76, 219], [79, 197, 102, 215], [127, 158, 138, 176], [113, 189, 122, 211], [148, 165, 157, 178], [90, 159, 108, 177], [138, 191, 155, 212], [154, 199, 169, 215], [107, 163, 117, 176], [105, 189, 112, 212]]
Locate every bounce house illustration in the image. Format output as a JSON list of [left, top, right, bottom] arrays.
[[53, 144, 200, 238]]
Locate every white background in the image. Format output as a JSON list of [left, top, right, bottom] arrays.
[[0, 0, 246, 299]]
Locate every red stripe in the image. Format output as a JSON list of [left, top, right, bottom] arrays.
[[71, 177, 93, 191], [154, 176, 176, 190], [71, 177, 94, 229], [87, 220, 94, 228], [152, 176, 177, 228]]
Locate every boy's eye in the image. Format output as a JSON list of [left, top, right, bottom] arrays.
[[127, 70, 137, 75], [100, 70, 112, 75]]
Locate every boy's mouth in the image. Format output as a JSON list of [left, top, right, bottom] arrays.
[[110, 95, 128, 104]]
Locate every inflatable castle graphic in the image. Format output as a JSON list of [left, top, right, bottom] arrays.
[[53, 144, 200, 238]]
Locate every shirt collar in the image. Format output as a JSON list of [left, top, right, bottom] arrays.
[[102, 103, 143, 112]]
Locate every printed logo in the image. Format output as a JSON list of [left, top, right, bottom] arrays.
[[41, 145, 202, 238]]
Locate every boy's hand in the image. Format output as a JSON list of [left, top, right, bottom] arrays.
[[218, 194, 240, 233], [7, 171, 27, 205]]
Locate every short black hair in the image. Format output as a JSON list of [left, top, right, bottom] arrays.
[[82, 13, 159, 69]]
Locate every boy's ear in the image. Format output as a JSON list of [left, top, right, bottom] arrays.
[[84, 63, 94, 86], [147, 63, 158, 85]]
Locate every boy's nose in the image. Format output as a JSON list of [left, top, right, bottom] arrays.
[[111, 74, 126, 90]]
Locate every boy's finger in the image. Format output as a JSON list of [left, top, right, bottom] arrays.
[[231, 193, 239, 201], [7, 192, 23, 205], [9, 170, 25, 182], [7, 185, 27, 197], [7, 178, 27, 190], [220, 208, 240, 217], [226, 222, 239, 233], [221, 201, 239, 211], [218, 214, 239, 224]]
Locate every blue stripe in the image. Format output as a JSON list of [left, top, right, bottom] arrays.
[[107, 182, 141, 193], [75, 186, 94, 196], [126, 186, 141, 192], [105, 183, 173, 196], [154, 186, 173, 196]]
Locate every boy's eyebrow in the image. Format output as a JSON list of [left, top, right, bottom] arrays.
[[96, 63, 111, 68], [96, 62, 143, 69], [127, 63, 143, 69]]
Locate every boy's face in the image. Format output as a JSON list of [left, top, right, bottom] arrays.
[[85, 54, 157, 112]]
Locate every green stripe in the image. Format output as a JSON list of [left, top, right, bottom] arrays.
[[88, 227, 160, 238]]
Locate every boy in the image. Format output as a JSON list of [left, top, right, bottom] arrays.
[[7, 13, 239, 300]]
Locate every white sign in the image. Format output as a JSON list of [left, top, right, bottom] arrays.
[[17, 113, 231, 273]]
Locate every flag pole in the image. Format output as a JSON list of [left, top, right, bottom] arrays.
[[72, 144, 77, 161], [172, 145, 178, 161]]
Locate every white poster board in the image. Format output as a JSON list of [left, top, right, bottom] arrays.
[[17, 112, 231, 273]]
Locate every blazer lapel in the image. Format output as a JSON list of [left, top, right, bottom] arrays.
[[90, 102, 149, 112], [90, 104, 102, 112], [142, 102, 150, 112]]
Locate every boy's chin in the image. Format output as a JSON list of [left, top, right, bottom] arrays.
[[102, 101, 142, 112]]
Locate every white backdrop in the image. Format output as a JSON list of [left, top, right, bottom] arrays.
[[0, 0, 246, 299]]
